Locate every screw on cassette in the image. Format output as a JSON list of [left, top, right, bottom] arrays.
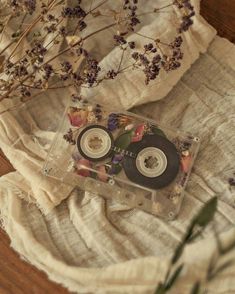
[[122, 134, 180, 189]]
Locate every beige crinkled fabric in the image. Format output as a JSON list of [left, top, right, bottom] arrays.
[[0, 36, 235, 293], [1, 1, 235, 293], [0, 0, 217, 213]]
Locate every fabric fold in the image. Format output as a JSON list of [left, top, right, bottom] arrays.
[[0, 36, 235, 293]]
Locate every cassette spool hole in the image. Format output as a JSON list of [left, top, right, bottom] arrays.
[[88, 136, 103, 150], [144, 156, 159, 169], [136, 147, 167, 178]]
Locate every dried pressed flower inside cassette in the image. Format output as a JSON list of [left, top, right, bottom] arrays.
[[77, 124, 180, 190], [44, 103, 200, 220]]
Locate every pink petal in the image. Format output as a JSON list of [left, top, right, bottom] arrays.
[[97, 165, 108, 182], [181, 155, 192, 173], [76, 159, 91, 177], [132, 124, 146, 142], [68, 113, 86, 127]]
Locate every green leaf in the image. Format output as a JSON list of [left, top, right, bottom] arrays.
[[165, 264, 184, 290], [171, 197, 217, 265], [91, 171, 97, 179], [208, 259, 235, 281], [152, 126, 167, 138], [171, 222, 195, 264], [155, 283, 166, 294], [187, 228, 204, 243], [171, 243, 185, 264], [115, 130, 134, 150], [194, 197, 217, 227], [190, 281, 201, 294]]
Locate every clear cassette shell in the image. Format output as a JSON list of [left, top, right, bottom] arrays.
[[43, 102, 200, 220]]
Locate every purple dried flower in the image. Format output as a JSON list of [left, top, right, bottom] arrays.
[[130, 17, 140, 28], [114, 35, 127, 46], [179, 15, 194, 33], [71, 94, 82, 102], [43, 64, 54, 80], [132, 52, 139, 60], [62, 6, 86, 18], [152, 54, 161, 64], [31, 42, 47, 57], [61, 61, 73, 73], [9, 0, 36, 14], [20, 86, 31, 97], [106, 70, 117, 79], [144, 43, 154, 51], [1, 0, 194, 102], [44, 23, 57, 33], [59, 26, 67, 36], [83, 57, 101, 87], [173, 0, 195, 32], [112, 154, 123, 164], [108, 113, 119, 131], [63, 128, 76, 145], [13, 64, 28, 77], [228, 178, 235, 187], [139, 54, 149, 65], [78, 20, 87, 31], [128, 41, 136, 49]]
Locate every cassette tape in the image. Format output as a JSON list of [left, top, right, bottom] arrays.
[[43, 101, 200, 220]]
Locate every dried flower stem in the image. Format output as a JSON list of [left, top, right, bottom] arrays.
[[135, 32, 155, 41], [0, 22, 117, 101], [73, 0, 109, 34], [0, 40, 16, 56], [117, 48, 125, 71], [8, 0, 58, 59], [0, 0, 195, 105], [137, 3, 174, 17]]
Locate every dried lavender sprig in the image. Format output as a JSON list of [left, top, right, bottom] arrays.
[[0, 0, 195, 102]]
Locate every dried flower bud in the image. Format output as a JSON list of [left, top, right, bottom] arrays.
[[128, 41, 135, 49]]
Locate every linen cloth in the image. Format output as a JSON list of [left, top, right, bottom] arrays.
[[1, 2, 235, 294], [0, 0, 217, 213]]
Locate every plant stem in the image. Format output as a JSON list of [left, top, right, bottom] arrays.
[[8, 0, 57, 60], [73, 0, 109, 34], [137, 3, 173, 17], [135, 32, 155, 41], [0, 21, 117, 101], [0, 40, 16, 56], [117, 48, 125, 71], [0, 2, 175, 101], [44, 22, 117, 65]]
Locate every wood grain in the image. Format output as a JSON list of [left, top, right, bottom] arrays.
[[0, 230, 70, 294], [0, 150, 14, 176], [201, 0, 235, 43], [0, 1, 235, 293]]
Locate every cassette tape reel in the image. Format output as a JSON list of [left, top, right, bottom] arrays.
[[123, 134, 180, 189], [77, 125, 180, 189], [43, 102, 200, 220], [77, 125, 114, 161]]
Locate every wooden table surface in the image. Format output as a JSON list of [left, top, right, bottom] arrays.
[[0, 1, 235, 293]]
